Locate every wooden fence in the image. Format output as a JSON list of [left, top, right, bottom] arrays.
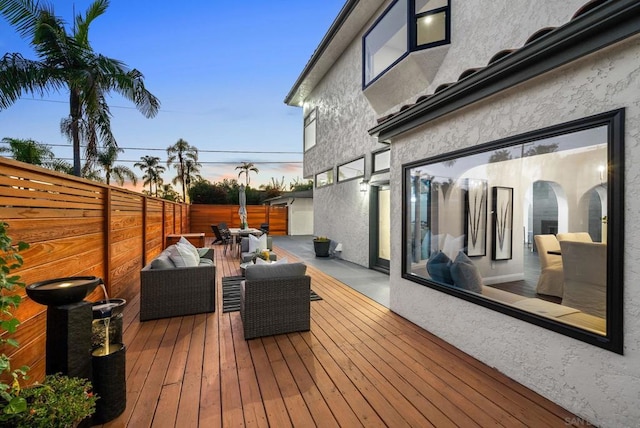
[[190, 204, 288, 236], [0, 157, 189, 383]]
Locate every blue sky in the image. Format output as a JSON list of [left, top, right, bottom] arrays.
[[0, 0, 345, 190]]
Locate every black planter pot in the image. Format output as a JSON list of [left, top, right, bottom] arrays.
[[313, 240, 330, 257]]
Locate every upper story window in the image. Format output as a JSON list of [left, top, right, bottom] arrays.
[[373, 149, 391, 173], [415, 0, 449, 46], [316, 169, 334, 188], [363, 0, 450, 87], [304, 108, 317, 151], [338, 157, 365, 182]]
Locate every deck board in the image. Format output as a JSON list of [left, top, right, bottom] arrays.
[[96, 239, 581, 427]]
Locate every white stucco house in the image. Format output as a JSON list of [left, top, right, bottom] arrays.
[[263, 190, 314, 235], [285, 0, 640, 426]]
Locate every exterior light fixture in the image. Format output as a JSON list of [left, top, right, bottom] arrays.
[[360, 180, 369, 192]]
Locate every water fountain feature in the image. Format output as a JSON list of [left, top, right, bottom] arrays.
[[25, 276, 127, 424], [91, 290, 127, 424]]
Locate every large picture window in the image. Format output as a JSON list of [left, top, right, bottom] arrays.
[[403, 110, 624, 353]]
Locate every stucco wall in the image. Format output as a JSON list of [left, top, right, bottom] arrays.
[[390, 36, 640, 428], [288, 198, 314, 235], [304, 25, 383, 266]]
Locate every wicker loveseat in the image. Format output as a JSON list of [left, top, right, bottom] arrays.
[[140, 242, 216, 321], [240, 262, 310, 339]]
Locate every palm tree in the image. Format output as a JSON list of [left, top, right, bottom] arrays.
[[184, 158, 202, 194], [158, 184, 180, 202], [0, 0, 160, 176], [235, 161, 259, 186], [0, 137, 53, 165], [95, 145, 137, 186], [0, 137, 74, 173], [134, 155, 165, 196], [166, 138, 199, 202]]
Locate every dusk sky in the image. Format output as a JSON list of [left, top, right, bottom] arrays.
[[0, 0, 346, 190]]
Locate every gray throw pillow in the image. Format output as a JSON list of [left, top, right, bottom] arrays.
[[426, 251, 453, 284], [245, 262, 307, 280], [151, 254, 175, 270], [449, 251, 483, 293]]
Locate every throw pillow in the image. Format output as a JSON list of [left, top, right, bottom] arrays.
[[449, 251, 483, 293], [442, 234, 464, 260], [426, 251, 453, 284], [168, 243, 199, 267], [248, 233, 268, 253], [150, 253, 175, 269], [178, 236, 200, 261]]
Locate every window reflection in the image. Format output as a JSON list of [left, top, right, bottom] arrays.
[[405, 125, 609, 336]]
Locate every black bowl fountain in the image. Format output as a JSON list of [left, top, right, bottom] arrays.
[[26, 276, 102, 306], [91, 298, 127, 354]]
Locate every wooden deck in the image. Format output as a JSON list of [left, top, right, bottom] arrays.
[[97, 241, 581, 427]]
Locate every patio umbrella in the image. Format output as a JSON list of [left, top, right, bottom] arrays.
[[238, 184, 247, 229]]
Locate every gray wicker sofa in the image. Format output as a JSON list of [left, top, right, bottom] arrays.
[[140, 244, 216, 321]]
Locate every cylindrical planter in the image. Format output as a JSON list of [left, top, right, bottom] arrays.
[[91, 344, 126, 424], [313, 240, 331, 257]]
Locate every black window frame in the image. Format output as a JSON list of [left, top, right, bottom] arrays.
[[373, 148, 391, 174], [401, 109, 624, 354], [304, 107, 318, 152], [337, 156, 366, 183], [315, 168, 334, 188], [410, 1, 451, 51], [362, 0, 450, 89]]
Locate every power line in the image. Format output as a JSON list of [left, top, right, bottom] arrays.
[[0, 141, 302, 155], [51, 158, 303, 165]]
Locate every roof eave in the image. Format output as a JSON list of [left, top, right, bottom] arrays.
[[284, 0, 360, 106], [369, 0, 640, 141]]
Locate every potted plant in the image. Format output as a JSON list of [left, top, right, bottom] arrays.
[[313, 236, 331, 257], [0, 222, 98, 427]]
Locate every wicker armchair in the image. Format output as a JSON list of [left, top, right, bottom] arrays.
[[140, 247, 216, 321], [240, 262, 310, 339]]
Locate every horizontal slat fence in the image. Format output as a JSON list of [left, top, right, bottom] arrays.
[[190, 204, 288, 235], [0, 157, 189, 384]]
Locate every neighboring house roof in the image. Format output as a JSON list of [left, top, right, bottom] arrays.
[[369, 0, 640, 140], [263, 189, 313, 204]]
